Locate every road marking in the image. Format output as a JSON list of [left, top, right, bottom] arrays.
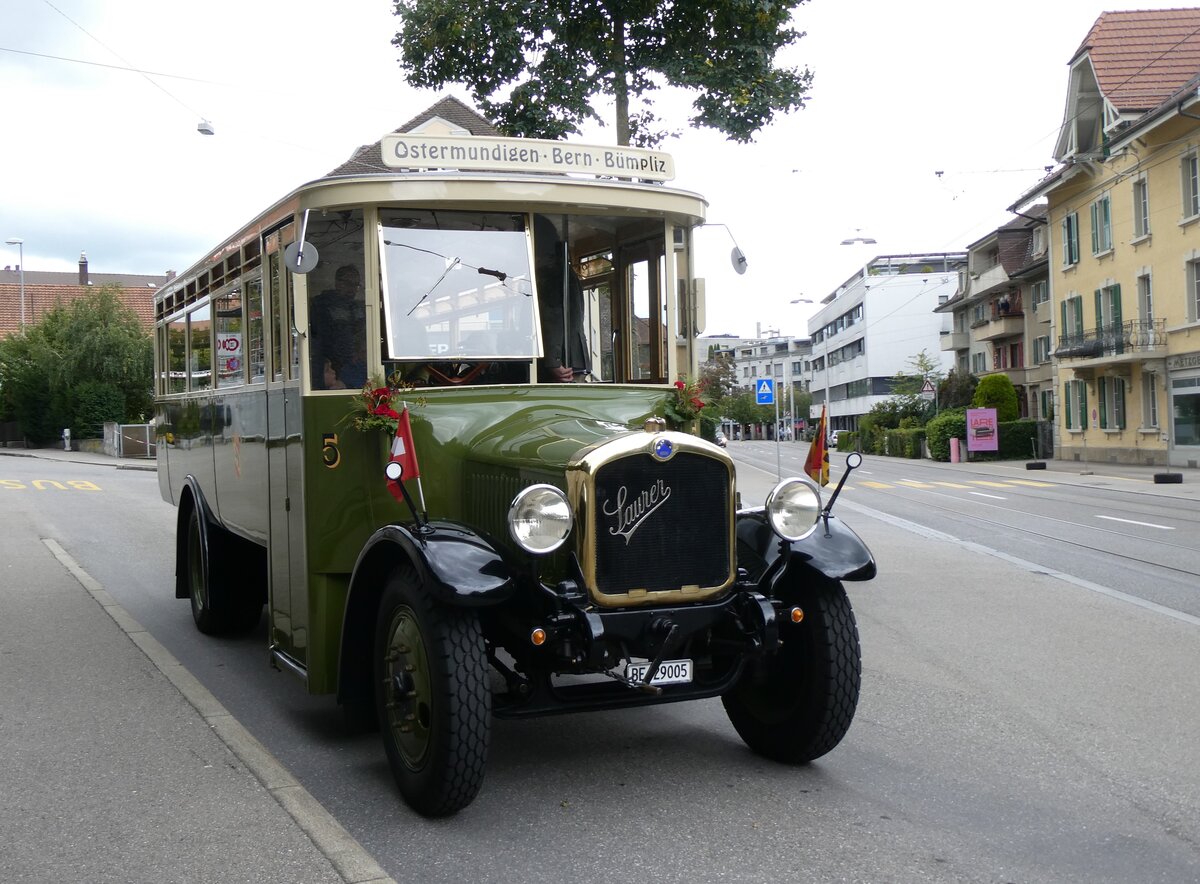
[[1096, 515, 1174, 530], [0, 479, 103, 491], [1007, 479, 1055, 487], [840, 499, 1200, 629], [896, 480, 936, 488], [969, 491, 1006, 499], [968, 480, 1013, 488], [859, 481, 893, 489], [932, 481, 972, 489]]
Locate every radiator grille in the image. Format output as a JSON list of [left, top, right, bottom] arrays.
[[592, 452, 731, 596]]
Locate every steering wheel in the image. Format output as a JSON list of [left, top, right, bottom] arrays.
[[417, 361, 493, 386]]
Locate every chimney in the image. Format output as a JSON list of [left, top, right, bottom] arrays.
[[165, 270, 177, 282], [78, 251, 89, 285]]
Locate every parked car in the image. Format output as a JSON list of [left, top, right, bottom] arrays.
[[828, 430, 840, 447], [714, 430, 728, 447]]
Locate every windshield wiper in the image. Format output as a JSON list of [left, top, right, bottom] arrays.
[[407, 257, 460, 316]]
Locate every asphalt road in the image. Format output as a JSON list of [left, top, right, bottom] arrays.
[[5, 454, 1199, 883]]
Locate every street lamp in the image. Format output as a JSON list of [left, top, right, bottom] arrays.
[[5, 238, 25, 329]]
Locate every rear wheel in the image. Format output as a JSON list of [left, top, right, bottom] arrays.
[[374, 565, 490, 816], [722, 576, 861, 763], [184, 507, 262, 636]]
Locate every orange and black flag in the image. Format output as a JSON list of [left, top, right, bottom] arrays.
[[804, 404, 830, 486]]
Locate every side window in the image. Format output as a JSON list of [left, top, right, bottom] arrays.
[[307, 209, 366, 390], [167, 316, 187, 394], [214, 286, 244, 388], [188, 303, 212, 392], [246, 277, 265, 383]]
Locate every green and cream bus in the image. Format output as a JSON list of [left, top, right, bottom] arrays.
[[154, 131, 876, 817]]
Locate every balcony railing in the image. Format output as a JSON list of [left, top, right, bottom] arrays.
[[1054, 318, 1166, 360]]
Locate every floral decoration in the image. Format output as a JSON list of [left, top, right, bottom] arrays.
[[664, 376, 709, 427], [345, 371, 423, 435]]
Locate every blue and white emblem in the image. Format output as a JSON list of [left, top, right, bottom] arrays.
[[653, 437, 674, 460]]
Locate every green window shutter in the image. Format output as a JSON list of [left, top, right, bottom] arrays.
[[1098, 377, 1108, 427], [1090, 204, 1099, 253], [1060, 300, 1068, 342], [1110, 283, 1122, 328], [1074, 296, 1085, 336], [1064, 382, 1072, 428], [1079, 381, 1088, 429], [1117, 378, 1126, 429], [1094, 289, 1103, 328]]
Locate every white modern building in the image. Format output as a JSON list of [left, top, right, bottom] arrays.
[[808, 253, 967, 434]]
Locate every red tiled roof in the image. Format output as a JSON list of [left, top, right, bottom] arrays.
[[0, 273, 160, 339], [1076, 8, 1200, 112]]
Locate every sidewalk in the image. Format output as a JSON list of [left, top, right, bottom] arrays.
[[0, 447, 394, 883]]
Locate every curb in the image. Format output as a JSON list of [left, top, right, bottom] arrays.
[[41, 537, 396, 884]]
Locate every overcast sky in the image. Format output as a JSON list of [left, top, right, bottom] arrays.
[[0, 0, 1180, 338]]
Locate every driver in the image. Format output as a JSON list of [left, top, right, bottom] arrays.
[[533, 214, 590, 383]]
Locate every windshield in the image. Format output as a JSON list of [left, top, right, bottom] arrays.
[[378, 210, 538, 360]]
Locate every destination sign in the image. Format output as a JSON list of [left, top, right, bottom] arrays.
[[380, 133, 675, 182]]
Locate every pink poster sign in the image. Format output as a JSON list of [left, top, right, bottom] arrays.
[[966, 408, 998, 452]]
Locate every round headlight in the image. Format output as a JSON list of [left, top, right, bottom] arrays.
[[764, 477, 823, 541], [508, 484, 573, 554]]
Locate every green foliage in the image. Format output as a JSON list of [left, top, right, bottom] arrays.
[[968, 419, 1040, 461], [70, 381, 125, 439], [925, 407, 966, 461], [392, 0, 814, 146], [940, 368, 977, 410], [722, 389, 775, 429], [884, 427, 924, 458], [0, 287, 152, 444], [699, 354, 736, 404], [972, 374, 1020, 422]]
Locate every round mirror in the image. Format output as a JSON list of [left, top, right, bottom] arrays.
[[384, 461, 403, 481], [284, 240, 319, 274], [846, 451, 863, 469], [731, 246, 748, 275]]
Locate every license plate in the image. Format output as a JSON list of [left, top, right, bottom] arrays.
[[625, 659, 693, 686]]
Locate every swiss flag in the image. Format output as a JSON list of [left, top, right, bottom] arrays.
[[386, 407, 420, 502], [804, 404, 829, 487]]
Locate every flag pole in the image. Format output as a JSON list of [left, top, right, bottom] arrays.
[[404, 401, 427, 514]]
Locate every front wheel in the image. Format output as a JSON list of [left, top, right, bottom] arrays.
[[374, 565, 491, 817], [722, 576, 861, 763]]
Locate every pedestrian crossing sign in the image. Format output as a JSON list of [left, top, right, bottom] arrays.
[[756, 378, 774, 404]]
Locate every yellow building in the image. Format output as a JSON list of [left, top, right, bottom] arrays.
[[1013, 9, 1200, 468]]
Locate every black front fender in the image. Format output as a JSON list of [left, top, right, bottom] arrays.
[[336, 520, 514, 708], [736, 509, 876, 585], [353, 521, 516, 607]]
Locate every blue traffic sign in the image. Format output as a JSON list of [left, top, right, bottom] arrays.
[[755, 378, 775, 405]]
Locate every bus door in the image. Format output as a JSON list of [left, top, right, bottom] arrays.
[[618, 238, 668, 383], [264, 224, 306, 665]]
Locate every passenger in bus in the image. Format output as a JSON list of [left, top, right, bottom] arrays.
[[533, 214, 590, 383], [322, 357, 347, 390], [311, 263, 367, 389]]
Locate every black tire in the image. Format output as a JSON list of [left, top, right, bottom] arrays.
[[722, 576, 861, 763], [374, 565, 490, 817], [185, 508, 262, 636]]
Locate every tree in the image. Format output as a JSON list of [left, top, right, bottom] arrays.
[[0, 287, 152, 444], [971, 374, 1019, 422], [699, 353, 737, 404], [392, 0, 814, 146], [940, 368, 977, 410]]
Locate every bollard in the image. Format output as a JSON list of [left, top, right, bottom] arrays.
[[950, 436, 960, 463], [62, 427, 71, 451]]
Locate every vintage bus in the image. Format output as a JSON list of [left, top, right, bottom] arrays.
[[154, 130, 876, 817]]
